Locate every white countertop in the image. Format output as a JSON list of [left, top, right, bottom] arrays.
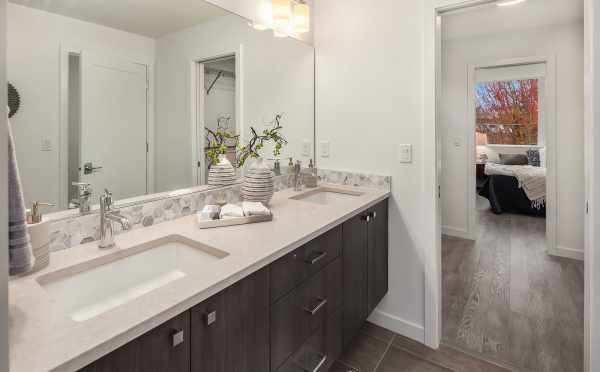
[[9, 184, 390, 372]]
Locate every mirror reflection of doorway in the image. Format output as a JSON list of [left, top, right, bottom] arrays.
[[195, 56, 237, 185], [67, 51, 149, 208]]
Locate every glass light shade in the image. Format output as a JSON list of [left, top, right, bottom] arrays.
[[272, 0, 292, 22], [292, 3, 310, 34]]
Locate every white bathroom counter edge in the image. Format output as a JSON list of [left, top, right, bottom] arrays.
[[9, 184, 390, 372]]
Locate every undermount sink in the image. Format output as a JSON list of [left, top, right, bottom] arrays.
[[290, 187, 364, 205], [36, 235, 228, 322]]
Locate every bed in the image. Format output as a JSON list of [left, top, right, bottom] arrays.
[[478, 162, 546, 217]]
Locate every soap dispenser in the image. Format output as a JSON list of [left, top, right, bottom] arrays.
[[26, 202, 54, 272], [304, 159, 318, 188]]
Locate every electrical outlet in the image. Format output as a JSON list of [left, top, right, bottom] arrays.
[[302, 141, 311, 157], [320, 141, 330, 158], [398, 144, 412, 163]]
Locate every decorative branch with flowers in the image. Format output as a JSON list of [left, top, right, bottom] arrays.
[[204, 116, 240, 167], [237, 114, 288, 167]]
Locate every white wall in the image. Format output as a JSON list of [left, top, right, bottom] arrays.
[[440, 21, 585, 254], [7, 3, 155, 209], [0, 0, 8, 368], [154, 14, 314, 192], [314, 0, 427, 340]]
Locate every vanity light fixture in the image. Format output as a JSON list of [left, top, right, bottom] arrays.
[[272, 0, 292, 37], [253, 0, 310, 37], [496, 0, 528, 7], [292, 1, 310, 34]]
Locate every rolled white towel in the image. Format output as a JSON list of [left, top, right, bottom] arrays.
[[219, 203, 244, 219], [242, 201, 271, 216]]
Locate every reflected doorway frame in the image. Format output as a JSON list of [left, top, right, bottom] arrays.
[[424, 2, 597, 372], [58, 44, 155, 210], [190, 45, 244, 186]]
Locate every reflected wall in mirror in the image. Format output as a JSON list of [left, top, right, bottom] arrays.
[[7, 0, 315, 214]]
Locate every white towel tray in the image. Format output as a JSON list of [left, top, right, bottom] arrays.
[[197, 213, 273, 229]]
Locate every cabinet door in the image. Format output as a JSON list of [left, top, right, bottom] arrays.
[[367, 200, 389, 315], [225, 267, 270, 372], [190, 291, 227, 372], [138, 311, 191, 372], [342, 213, 369, 349], [80, 312, 190, 372]]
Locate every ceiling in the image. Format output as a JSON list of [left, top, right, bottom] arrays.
[[442, 0, 584, 40], [9, 0, 232, 38]]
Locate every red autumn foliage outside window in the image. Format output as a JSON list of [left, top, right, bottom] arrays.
[[475, 79, 539, 145]]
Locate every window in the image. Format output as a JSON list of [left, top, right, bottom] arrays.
[[475, 79, 540, 145], [474, 63, 545, 146]]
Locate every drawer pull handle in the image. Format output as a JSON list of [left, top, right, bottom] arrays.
[[301, 352, 327, 372], [305, 251, 327, 265], [304, 297, 328, 315], [204, 310, 217, 326], [171, 329, 184, 347]]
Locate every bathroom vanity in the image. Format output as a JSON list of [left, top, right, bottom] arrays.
[[9, 186, 389, 372]]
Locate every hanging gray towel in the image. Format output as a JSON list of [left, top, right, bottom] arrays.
[[8, 114, 34, 275]]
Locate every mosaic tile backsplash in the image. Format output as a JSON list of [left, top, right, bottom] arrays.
[[48, 169, 391, 252]]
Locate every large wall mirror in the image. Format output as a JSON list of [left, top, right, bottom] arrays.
[[7, 0, 315, 215]]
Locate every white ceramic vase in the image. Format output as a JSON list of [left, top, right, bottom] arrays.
[[242, 158, 274, 205], [207, 154, 237, 187]]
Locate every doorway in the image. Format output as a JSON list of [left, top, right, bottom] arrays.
[[193, 55, 237, 185], [436, 1, 585, 371]]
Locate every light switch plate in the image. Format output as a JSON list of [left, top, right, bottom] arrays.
[[320, 141, 330, 158], [302, 141, 311, 157], [41, 137, 53, 152], [399, 144, 412, 163]]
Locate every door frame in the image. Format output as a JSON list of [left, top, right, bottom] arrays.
[[189, 46, 243, 186], [424, 3, 596, 370], [462, 56, 559, 257], [59, 44, 154, 209]]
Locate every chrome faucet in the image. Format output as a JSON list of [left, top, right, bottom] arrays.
[[99, 189, 131, 249], [293, 160, 303, 191], [72, 182, 92, 214]]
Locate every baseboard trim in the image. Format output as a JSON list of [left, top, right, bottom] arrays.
[[442, 226, 475, 241], [367, 309, 425, 343], [548, 245, 584, 261]]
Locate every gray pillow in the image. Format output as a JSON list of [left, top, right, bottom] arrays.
[[499, 153, 529, 165]]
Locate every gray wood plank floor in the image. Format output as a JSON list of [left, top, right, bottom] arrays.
[[442, 208, 584, 372]]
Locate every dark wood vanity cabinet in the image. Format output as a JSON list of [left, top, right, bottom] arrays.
[[80, 198, 388, 372], [342, 199, 389, 348]]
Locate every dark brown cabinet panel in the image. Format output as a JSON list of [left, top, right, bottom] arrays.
[[271, 259, 342, 371], [190, 290, 227, 372], [224, 267, 270, 372], [270, 225, 342, 303], [80, 311, 190, 372], [342, 212, 369, 349], [342, 199, 389, 349], [368, 199, 389, 315]]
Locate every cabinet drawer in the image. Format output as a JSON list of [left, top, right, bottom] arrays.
[[271, 258, 342, 371], [270, 225, 342, 303], [276, 309, 342, 372]]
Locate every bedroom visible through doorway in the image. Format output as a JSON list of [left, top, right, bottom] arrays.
[[438, 1, 585, 371]]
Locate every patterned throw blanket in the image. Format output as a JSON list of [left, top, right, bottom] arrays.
[[485, 163, 546, 209]]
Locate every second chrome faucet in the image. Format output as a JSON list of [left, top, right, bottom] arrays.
[[99, 189, 131, 249]]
